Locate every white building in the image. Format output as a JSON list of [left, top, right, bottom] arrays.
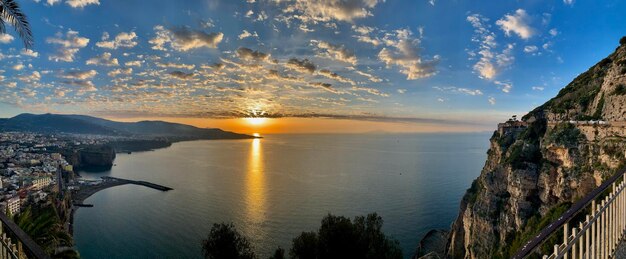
[[7, 197, 20, 215], [32, 177, 52, 190]]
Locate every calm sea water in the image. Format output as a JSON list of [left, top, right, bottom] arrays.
[[74, 133, 490, 258]]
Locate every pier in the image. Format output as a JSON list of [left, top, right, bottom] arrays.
[[72, 176, 172, 205]]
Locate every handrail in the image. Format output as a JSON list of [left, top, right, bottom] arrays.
[[513, 165, 626, 259], [0, 212, 50, 259]]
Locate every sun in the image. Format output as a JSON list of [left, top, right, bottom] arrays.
[[244, 117, 268, 126]]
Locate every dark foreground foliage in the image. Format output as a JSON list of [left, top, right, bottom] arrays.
[[202, 213, 403, 259]]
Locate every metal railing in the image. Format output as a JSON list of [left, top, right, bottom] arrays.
[[514, 166, 626, 258], [0, 213, 49, 259]]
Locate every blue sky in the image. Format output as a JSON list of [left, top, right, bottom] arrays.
[[0, 0, 625, 131]]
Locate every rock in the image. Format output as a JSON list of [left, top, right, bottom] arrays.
[[413, 230, 448, 259]]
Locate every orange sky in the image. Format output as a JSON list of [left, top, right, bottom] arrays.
[[109, 117, 494, 134]]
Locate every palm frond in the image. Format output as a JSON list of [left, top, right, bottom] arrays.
[[0, 0, 33, 48]]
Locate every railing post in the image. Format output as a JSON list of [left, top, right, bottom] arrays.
[[602, 199, 606, 259], [592, 200, 597, 258], [585, 215, 590, 259], [578, 222, 584, 259], [564, 222, 569, 259], [572, 227, 577, 258]]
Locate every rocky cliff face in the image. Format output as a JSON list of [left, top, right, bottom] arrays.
[[445, 39, 626, 258]]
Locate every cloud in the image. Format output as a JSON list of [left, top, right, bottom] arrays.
[[523, 45, 538, 53], [168, 71, 195, 80], [46, 30, 90, 62], [286, 58, 316, 74], [496, 9, 534, 39], [488, 96, 496, 105], [280, 0, 383, 23], [236, 47, 270, 62], [494, 80, 512, 93], [96, 31, 138, 49], [532, 86, 544, 91], [20, 49, 39, 57], [549, 28, 558, 36], [377, 29, 438, 80], [108, 68, 133, 77], [125, 60, 143, 67], [12, 64, 24, 71], [86, 52, 119, 66], [433, 86, 483, 96], [155, 62, 195, 70], [314, 40, 357, 65], [149, 25, 224, 51], [60, 70, 97, 80], [66, 0, 100, 8], [467, 14, 514, 80], [238, 30, 258, 40], [0, 34, 14, 43], [563, 0, 574, 5]]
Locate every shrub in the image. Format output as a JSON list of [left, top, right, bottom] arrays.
[[620, 36, 626, 45], [613, 84, 626, 95]]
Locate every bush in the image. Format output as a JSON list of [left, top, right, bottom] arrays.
[[613, 84, 626, 95], [620, 36, 626, 45], [202, 223, 256, 259]]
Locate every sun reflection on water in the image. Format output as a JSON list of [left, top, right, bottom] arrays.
[[245, 138, 266, 227]]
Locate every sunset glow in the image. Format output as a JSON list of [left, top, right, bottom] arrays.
[[244, 117, 268, 126]]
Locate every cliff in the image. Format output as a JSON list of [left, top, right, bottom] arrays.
[[63, 145, 116, 171], [439, 38, 626, 258]]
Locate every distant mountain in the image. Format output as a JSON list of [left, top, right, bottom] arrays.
[[0, 113, 252, 139]]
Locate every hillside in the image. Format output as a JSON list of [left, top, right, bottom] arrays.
[[424, 38, 626, 258], [0, 113, 253, 140]]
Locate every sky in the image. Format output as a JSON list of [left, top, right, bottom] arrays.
[[0, 0, 625, 134]]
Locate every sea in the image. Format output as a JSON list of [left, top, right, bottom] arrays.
[[73, 133, 490, 258]]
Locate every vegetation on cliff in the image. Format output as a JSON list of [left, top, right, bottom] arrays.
[[15, 205, 79, 258]]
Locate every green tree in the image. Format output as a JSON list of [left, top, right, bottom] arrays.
[[202, 223, 256, 259], [290, 232, 319, 259], [0, 0, 33, 48]]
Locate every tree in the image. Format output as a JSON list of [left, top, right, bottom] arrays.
[[202, 223, 256, 259], [621, 36, 626, 45], [290, 232, 319, 259], [268, 247, 286, 259], [0, 0, 33, 48], [290, 213, 402, 259]]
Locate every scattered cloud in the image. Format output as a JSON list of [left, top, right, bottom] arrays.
[[532, 86, 544, 91], [278, 0, 384, 23], [433, 86, 483, 96], [86, 52, 119, 66], [467, 14, 514, 80], [238, 30, 258, 40], [46, 30, 90, 62], [494, 80, 512, 93], [60, 69, 97, 80], [0, 34, 14, 44], [496, 9, 535, 39], [378, 28, 438, 80], [236, 47, 270, 62], [96, 31, 138, 49], [314, 40, 357, 65], [286, 58, 316, 74], [20, 49, 39, 57], [66, 0, 100, 8], [523, 45, 538, 53], [488, 96, 496, 105], [150, 25, 224, 51]]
